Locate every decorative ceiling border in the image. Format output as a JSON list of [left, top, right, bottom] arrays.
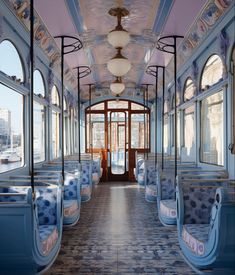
[[4, 0, 77, 92]]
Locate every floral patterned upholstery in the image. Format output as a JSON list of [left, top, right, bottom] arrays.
[[81, 161, 92, 186], [38, 225, 58, 255], [137, 173, 144, 185], [146, 184, 157, 197], [182, 224, 210, 255], [64, 175, 79, 200], [183, 186, 216, 224], [160, 174, 175, 200], [145, 165, 157, 185], [63, 200, 79, 217], [160, 199, 177, 218], [36, 187, 57, 225]]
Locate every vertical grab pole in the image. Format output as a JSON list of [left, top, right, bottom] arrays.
[[146, 85, 149, 160], [173, 37, 177, 181], [155, 74, 158, 169], [88, 84, 93, 161], [155, 35, 183, 187], [161, 67, 165, 170], [29, 0, 34, 195], [61, 37, 65, 181], [77, 69, 81, 164]]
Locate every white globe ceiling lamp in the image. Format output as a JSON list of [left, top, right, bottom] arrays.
[[107, 48, 131, 77], [107, 7, 130, 49], [110, 77, 125, 95]]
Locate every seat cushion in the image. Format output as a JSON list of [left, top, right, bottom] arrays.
[[64, 175, 78, 200], [39, 225, 58, 255], [64, 200, 79, 217], [137, 173, 144, 185], [160, 199, 177, 218], [146, 184, 157, 197], [81, 184, 91, 196], [92, 172, 100, 184], [182, 224, 210, 256]]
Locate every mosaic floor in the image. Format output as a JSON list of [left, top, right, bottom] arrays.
[[46, 182, 195, 274]]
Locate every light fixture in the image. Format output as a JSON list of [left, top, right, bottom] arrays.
[[110, 77, 125, 95], [107, 48, 131, 76], [107, 7, 130, 49]]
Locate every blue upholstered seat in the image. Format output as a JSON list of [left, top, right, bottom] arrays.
[[176, 180, 235, 273]]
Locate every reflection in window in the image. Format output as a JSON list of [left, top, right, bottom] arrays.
[[0, 84, 24, 172], [183, 105, 195, 157], [131, 113, 149, 148], [34, 101, 45, 162], [201, 55, 224, 90], [201, 91, 223, 165], [34, 70, 45, 97], [51, 85, 60, 106], [184, 78, 195, 101], [0, 40, 24, 82]]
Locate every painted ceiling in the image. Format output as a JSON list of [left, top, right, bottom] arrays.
[[7, 0, 233, 103]]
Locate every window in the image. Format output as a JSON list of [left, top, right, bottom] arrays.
[[0, 41, 24, 173], [131, 113, 149, 148], [34, 101, 45, 162], [163, 115, 169, 153], [51, 85, 60, 106], [90, 102, 104, 110], [131, 102, 145, 110], [108, 100, 128, 109], [51, 86, 60, 159], [86, 114, 105, 149], [0, 84, 24, 172], [200, 91, 223, 165], [33, 70, 46, 163], [64, 97, 70, 155], [201, 55, 224, 91], [0, 40, 24, 82], [183, 105, 195, 157], [33, 70, 45, 97], [184, 78, 195, 101]]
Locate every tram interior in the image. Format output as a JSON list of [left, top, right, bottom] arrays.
[[0, 0, 235, 274]]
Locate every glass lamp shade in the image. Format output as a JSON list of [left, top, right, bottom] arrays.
[[107, 29, 130, 48], [107, 50, 131, 77], [110, 81, 125, 95]]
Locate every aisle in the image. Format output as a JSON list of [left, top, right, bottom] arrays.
[[46, 182, 194, 274]]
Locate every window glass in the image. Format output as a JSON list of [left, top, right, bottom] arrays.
[[52, 110, 60, 159], [201, 55, 224, 90], [51, 85, 60, 106], [86, 114, 105, 149], [164, 100, 169, 114], [108, 100, 128, 109], [34, 70, 45, 97], [131, 102, 144, 110], [183, 105, 195, 156], [201, 91, 223, 165], [131, 113, 149, 148], [34, 101, 45, 162], [163, 115, 169, 153], [0, 84, 24, 172], [0, 40, 24, 82], [90, 103, 104, 110], [184, 78, 195, 101]]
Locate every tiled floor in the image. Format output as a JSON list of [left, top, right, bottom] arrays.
[[46, 182, 195, 274]]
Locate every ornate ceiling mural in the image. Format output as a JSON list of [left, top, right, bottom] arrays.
[[3, 0, 234, 104]]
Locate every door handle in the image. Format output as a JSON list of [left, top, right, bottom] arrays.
[[228, 143, 234, 152]]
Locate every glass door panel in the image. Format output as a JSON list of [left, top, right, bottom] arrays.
[[110, 112, 126, 175]]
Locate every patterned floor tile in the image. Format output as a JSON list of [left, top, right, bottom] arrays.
[[45, 182, 195, 274]]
